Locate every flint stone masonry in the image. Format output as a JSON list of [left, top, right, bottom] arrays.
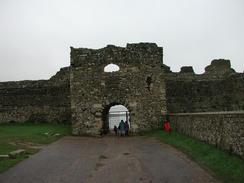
[[70, 43, 167, 135], [165, 59, 244, 113], [0, 67, 70, 123], [205, 59, 235, 74], [170, 112, 244, 159], [180, 66, 195, 74]]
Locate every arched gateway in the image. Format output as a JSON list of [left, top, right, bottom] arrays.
[[70, 43, 167, 136]]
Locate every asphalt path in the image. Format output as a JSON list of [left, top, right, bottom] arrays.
[[0, 136, 218, 183]]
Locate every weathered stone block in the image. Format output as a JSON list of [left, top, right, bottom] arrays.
[[0, 155, 9, 160], [9, 149, 26, 159]]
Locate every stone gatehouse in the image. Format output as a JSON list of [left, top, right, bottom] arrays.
[[70, 43, 166, 135]]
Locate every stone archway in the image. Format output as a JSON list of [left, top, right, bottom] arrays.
[[70, 43, 167, 136], [101, 102, 131, 135]]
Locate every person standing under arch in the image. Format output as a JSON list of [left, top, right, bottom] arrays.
[[125, 121, 129, 136], [119, 120, 125, 136]]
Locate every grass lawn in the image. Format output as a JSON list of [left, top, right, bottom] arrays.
[[145, 130, 244, 183], [0, 123, 71, 173]]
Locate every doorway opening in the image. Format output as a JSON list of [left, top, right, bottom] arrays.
[[102, 103, 130, 135]]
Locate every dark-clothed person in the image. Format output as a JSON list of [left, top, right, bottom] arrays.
[[125, 121, 129, 136], [114, 125, 118, 135], [118, 120, 125, 136]]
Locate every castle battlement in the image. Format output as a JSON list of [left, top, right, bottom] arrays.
[[70, 43, 163, 67]]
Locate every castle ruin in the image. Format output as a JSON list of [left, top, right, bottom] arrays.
[[0, 43, 243, 157]]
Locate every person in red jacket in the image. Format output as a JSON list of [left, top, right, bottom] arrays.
[[164, 114, 172, 134]]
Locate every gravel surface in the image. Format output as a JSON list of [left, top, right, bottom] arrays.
[[0, 136, 218, 183]]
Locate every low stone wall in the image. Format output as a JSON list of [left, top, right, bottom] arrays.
[[170, 111, 244, 159]]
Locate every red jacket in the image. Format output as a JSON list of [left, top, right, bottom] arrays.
[[164, 121, 171, 132]]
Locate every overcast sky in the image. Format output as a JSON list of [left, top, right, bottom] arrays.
[[0, 0, 243, 81]]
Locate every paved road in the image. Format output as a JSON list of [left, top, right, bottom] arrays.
[[0, 136, 217, 183]]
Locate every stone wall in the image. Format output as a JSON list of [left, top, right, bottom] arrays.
[[170, 112, 244, 159], [0, 42, 244, 140], [165, 59, 244, 113], [0, 67, 71, 123], [70, 43, 167, 135]]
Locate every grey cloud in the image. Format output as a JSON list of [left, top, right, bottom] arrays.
[[0, 0, 243, 81]]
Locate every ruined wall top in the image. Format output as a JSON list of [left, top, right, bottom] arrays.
[[0, 66, 70, 89], [204, 59, 235, 74], [163, 59, 241, 81], [70, 43, 163, 67]]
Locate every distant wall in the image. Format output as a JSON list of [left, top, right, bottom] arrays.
[[0, 67, 71, 123], [170, 112, 244, 159], [165, 59, 244, 113]]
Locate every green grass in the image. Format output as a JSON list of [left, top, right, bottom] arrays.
[[145, 130, 244, 183], [0, 123, 71, 173]]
